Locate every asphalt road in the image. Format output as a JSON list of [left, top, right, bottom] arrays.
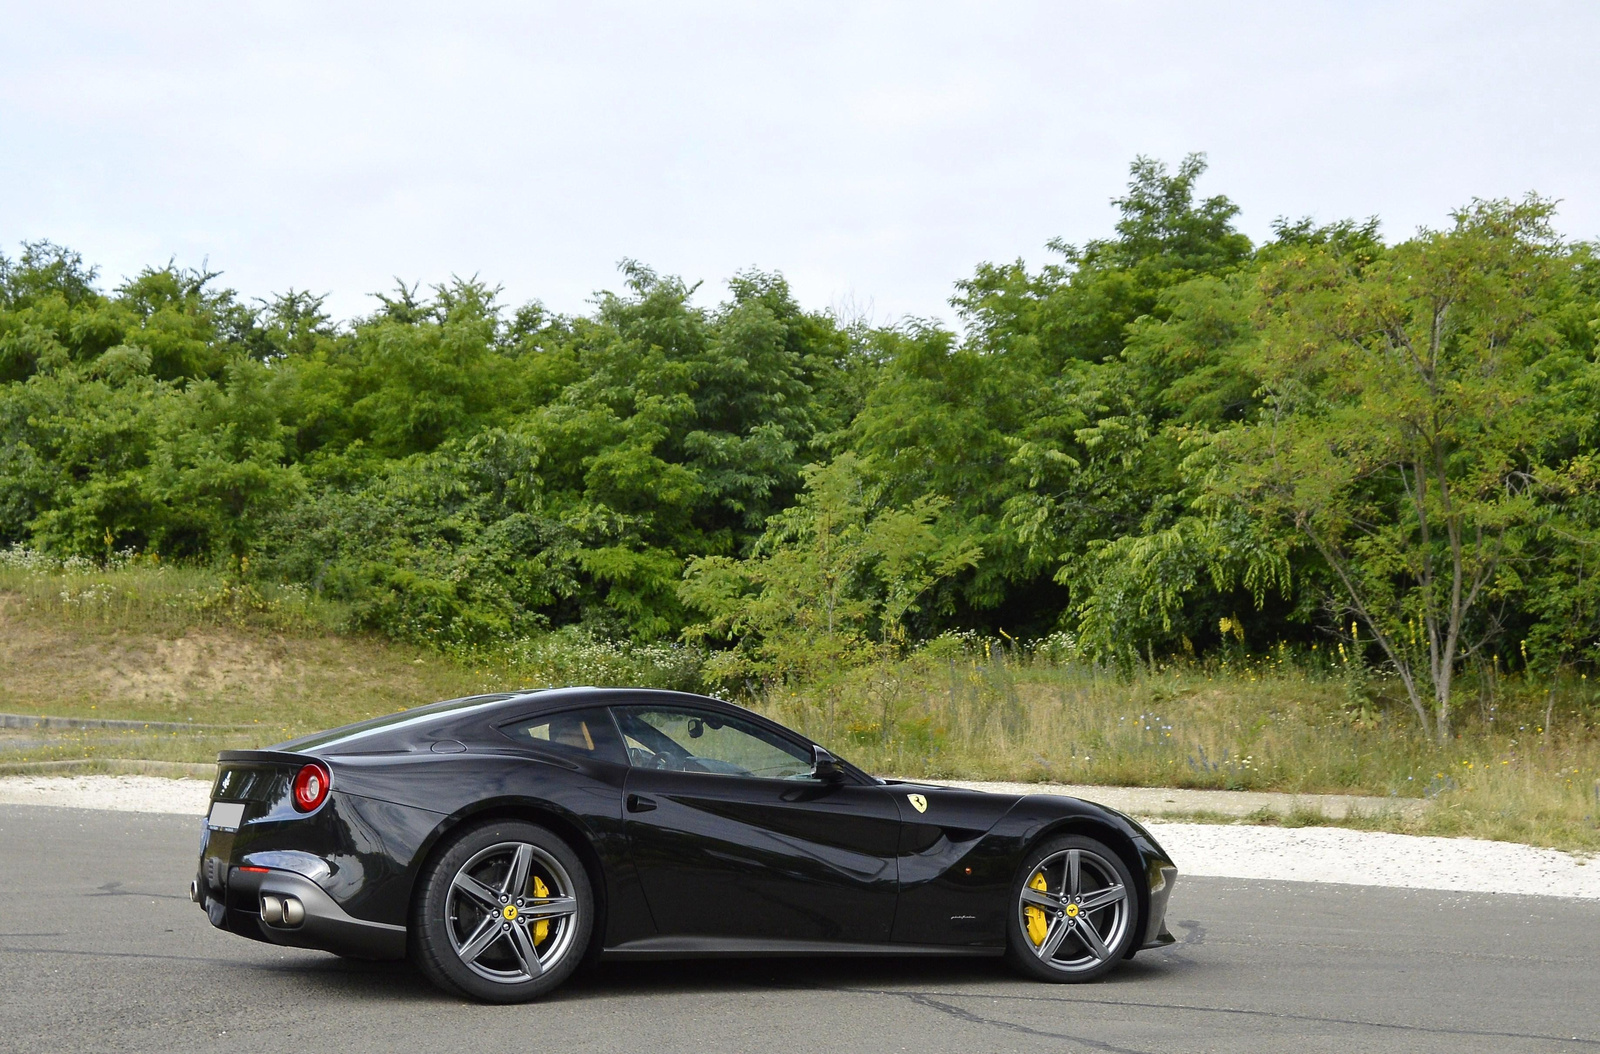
[[2, 804, 1598, 1054]]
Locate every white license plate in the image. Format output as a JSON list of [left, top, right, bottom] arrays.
[[207, 801, 247, 830]]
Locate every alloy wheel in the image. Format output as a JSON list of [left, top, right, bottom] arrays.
[[1017, 846, 1130, 973], [445, 841, 580, 983]]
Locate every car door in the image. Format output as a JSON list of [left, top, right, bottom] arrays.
[[612, 704, 902, 945]]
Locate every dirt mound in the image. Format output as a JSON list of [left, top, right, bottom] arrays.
[[0, 593, 483, 727]]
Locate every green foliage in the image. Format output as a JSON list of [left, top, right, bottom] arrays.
[[680, 454, 979, 685], [1206, 197, 1582, 740], [259, 427, 575, 646], [844, 153, 1264, 636], [5, 156, 1600, 741], [0, 352, 300, 559], [469, 626, 706, 694]]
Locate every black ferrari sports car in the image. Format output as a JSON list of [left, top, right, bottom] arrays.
[[193, 688, 1177, 1001]]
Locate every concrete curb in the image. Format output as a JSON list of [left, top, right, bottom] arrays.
[[0, 712, 254, 733], [0, 758, 216, 779]]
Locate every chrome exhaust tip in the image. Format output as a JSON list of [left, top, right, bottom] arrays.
[[189, 879, 200, 904], [260, 894, 304, 927]]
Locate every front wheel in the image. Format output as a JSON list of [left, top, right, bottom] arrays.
[[410, 820, 593, 1002], [1004, 834, 1138, 983]]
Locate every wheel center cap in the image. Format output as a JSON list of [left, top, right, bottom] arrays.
[[1065, 903, 1080, 919], [501, 904, 519, 921]]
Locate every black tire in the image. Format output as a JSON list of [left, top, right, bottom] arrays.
[[1004, 834, 1139, 983], [410, 820, 593, 1003]]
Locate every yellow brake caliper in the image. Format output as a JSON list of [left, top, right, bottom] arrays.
[[1025, 870, 1049, 946], [532, 876, 550, 946]]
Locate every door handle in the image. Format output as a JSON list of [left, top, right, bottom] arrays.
[[626, 793, 657, 813]]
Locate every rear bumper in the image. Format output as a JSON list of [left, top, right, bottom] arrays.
[[195, 782, 439, 960], [215, 867, 407, 960]]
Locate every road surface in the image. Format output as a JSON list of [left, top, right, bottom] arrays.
[[1, 804, 1597, 1053]]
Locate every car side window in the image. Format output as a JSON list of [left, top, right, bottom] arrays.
[[611, 707, 813, 780], [502, 707, 627, 766]]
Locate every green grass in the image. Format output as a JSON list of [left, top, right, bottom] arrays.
[[2, 556, 1598, 851]]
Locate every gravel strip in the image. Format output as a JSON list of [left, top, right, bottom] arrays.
[[3, 774, 1593, 899], [0, 774, 211, 815], [1145, 822, 1599, 899]]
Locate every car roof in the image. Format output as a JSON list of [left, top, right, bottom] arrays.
[[274, 686, 747, 752], [494, 686, 753, 718]]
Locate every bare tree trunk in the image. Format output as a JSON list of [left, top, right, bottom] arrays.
[[1301, 523, 1434, 739], [1434, 667, 1453, 741]]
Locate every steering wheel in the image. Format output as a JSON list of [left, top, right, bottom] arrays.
[[628, 746, 666, 769]]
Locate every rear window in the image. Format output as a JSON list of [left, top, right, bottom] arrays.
[[502, 707, 626, 766]]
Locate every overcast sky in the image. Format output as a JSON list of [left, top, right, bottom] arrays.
[[2, 1, 1595, 327]]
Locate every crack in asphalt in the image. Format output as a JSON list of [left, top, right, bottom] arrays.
[[1180, 937, 1589, 967], [835, 987, 1600, 1048], [894, 991, 1156, 1054], [1, 945, 265, 967], [6, 943, 1595, 1050]]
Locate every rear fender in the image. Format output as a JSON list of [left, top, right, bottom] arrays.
[[407, 796, 627, 966]]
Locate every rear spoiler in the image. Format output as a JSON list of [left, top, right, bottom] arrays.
[[218, 749, 320, 765]]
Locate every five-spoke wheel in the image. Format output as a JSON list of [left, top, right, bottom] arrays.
[[1006, 834, 1138, 982], [412, 821, 592, 1002]]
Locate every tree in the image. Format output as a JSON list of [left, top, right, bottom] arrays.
[[1213, 198, 1573, 741], [679, 454, 979, 685], [853, 154, 1257, 637]]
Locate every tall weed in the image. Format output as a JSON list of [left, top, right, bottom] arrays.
[[0, 545, 346, 633]]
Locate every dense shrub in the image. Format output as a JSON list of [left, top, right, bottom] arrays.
[[4, 157, 1600, 737]]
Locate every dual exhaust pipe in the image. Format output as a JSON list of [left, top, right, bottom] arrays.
[[190, 877, 305, 928], [260, 894, 306, 927]]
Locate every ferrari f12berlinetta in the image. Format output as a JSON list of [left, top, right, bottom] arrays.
[[194, 688, 1177, 1001]]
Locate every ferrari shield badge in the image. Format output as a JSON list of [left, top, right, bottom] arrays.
[[908, 793, 928, 813]]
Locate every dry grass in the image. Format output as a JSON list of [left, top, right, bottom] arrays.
[[3, 559, 1598, 851], [0, 560, 699, 760], [752, 645, 1600, 852], [0, 571, 495, 749]]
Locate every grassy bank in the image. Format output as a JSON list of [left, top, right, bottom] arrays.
[[0, 560, 488, 735], [2, 556, 1597, 851], [0, 551, 699, 735], [754, 644, 1600, 850]]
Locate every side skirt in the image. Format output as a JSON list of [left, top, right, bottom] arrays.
[[602, 936, 1004, 961]]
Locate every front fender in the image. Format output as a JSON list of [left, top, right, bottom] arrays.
[[1003, 794, 1178, 953]]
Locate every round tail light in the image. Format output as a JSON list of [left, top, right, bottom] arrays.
[[292, 762, 331, 812]]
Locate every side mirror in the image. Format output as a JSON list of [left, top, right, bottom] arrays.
[[811, 745, 846, 783]]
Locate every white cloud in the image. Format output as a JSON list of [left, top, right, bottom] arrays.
[[1, 0, 1593, 325]]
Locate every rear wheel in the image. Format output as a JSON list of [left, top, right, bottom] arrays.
[[1004, 834, 1138, 983], [410, 820, 592, 1002]]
